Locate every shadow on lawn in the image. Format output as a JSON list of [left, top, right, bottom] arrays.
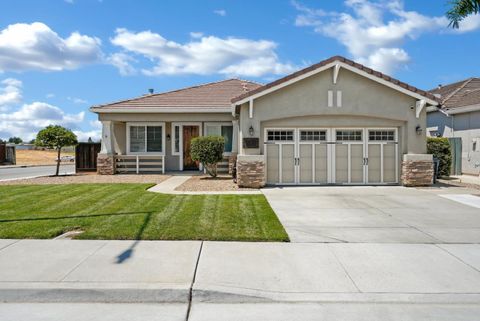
[[0, 211, 152, 223], [0, 211, 154, 264], [116, 211, 153, 264]]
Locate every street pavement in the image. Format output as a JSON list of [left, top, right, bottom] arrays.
[[0, 239, 479, 320], [0, 164, 75, 181]]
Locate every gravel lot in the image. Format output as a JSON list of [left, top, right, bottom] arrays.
[[175, 175, 257, 191], [0, 173, 170, 185]]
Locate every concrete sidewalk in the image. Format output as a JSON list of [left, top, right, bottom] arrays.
[[1, 239, 480, 320]]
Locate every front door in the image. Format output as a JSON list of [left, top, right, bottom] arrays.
[[183, 126, 199, 170]]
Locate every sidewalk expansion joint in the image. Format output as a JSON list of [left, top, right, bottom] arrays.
[[186, 240, 203, 321]]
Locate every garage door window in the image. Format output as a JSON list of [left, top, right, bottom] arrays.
[[336, 130, 362, 141], [368, 130, 395, 141], [267, 130, 294, 142], [300, 130, 326, 141]]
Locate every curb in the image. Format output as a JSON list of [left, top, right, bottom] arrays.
[[0, 283, 189, 303]]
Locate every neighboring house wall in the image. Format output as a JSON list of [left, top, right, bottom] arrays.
[[239, 68, 426, 156], [428, 110, 480, 175]]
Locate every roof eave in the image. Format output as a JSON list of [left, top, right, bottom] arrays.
[[90, 106, 232, 114]]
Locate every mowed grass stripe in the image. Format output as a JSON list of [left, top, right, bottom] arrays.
[[0, 184, 289, 241]]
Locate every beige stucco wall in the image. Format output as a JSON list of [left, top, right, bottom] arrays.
[[238, 67, 427, 156], [97, 113, 233, 171]]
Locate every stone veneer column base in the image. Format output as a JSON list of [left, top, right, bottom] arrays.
[[97, 154, 115, 175], [236, 155, 265, 188], [401, 154, 433, 187], [228, 153, 237, 176]]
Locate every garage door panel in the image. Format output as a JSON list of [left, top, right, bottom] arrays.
[[315, 144, 328, 183], [281, 144, 295, 184], [383, 144, 396, 183], [350, 144, 364, 183], [335, 144, 348, 183], [266, 144, 279, 184], [368, 144, 381, 183], [299, 144, 313, 183]]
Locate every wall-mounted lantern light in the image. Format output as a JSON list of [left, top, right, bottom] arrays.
[[249, 125, 255, 137], [415, 125, 423, 135], [166, 134, 171, 141]]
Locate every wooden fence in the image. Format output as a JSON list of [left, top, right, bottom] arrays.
[[75, 143, 101, 172]]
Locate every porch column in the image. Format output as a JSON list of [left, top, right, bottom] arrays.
[[232, 120, 239, 153], [100, 120, 114, 155], [98, 120, 115, 175]]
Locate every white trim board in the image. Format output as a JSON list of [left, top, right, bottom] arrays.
[[232, 60, 438, 108]]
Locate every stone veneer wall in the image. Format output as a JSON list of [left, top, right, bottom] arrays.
[[97, 154, 115, 175], [401, 154, 433, 186], [236, 155, 265, 188]]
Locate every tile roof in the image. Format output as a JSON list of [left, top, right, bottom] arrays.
[[231, 55, 439, 104], [429, 77, 480, 109], [93, 79, 262, 109]]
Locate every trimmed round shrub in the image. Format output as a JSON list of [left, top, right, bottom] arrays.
[[427, 137, 452, 177], [190, 136, 225, 177]]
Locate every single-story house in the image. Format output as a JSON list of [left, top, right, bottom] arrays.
[[90, 55, 439, 187], [427, 78, 480, 176]]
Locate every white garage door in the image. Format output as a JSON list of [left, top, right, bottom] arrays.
[[265, 128, 398, 185]]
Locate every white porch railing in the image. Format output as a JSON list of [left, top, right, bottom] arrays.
[[115, 155, 165, 174]]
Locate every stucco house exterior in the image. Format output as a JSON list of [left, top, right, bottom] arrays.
[[90, 56, 439, 187], [427, 78, 480, 176]]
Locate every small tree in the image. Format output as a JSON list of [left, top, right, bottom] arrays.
[[35, 125, 78, 176], [8, 136, 23, 144], [190, 136, 225, 177], [427, 137, 452, 177]]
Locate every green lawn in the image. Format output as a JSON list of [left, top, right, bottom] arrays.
[[0, 184, 288, 241]]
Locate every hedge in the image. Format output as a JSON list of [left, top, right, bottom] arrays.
[[427, 137, 451, 177]]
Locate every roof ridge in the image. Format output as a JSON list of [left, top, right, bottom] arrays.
[[231, 55, 438, 104], [92, 78, 257, 108], [441, 78, 474, 104]]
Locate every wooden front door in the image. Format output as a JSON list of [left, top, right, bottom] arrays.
[[183, 126, 200, 170]]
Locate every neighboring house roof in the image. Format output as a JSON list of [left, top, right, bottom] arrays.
[[91, 79, 261, 112], [429, 77, 480, 110], [231, 55, 439, 105]]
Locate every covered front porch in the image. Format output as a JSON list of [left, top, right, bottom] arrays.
[[97, 120, 239, 175]]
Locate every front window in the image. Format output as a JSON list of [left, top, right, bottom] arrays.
[[129, 124, 163, 153], [206, 124, 233, 152]]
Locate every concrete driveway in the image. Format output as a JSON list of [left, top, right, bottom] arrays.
[[262, 185, 480, 243]]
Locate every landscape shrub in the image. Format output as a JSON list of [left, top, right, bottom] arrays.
[[427, 137, 451, 177], [190, 136, 225, 177]]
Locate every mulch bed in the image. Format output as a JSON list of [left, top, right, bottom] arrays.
[[175, 175, 257, 191], [0, 173, 170, 185]]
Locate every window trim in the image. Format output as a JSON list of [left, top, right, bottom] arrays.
[[126, 122, 165, 156], [204, 122, 234, 155]]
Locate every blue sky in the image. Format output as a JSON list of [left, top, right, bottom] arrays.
[[0, 0, 479, 141]]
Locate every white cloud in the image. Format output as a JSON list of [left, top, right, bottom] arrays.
[[214, 9, 226, 17], [190, 32, 204, 39], [0, 22, 102, 72], [0, 78, 99, 141], [67, 96, 88, 104], [0, 102, 85, 141], [0, 78, 22, 111], [451, 14, 480, 33], [106, 52, 137, 76], [293, 0, 480, 74], [46, 93, 55, 98], [110, 28, 297, 77]]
